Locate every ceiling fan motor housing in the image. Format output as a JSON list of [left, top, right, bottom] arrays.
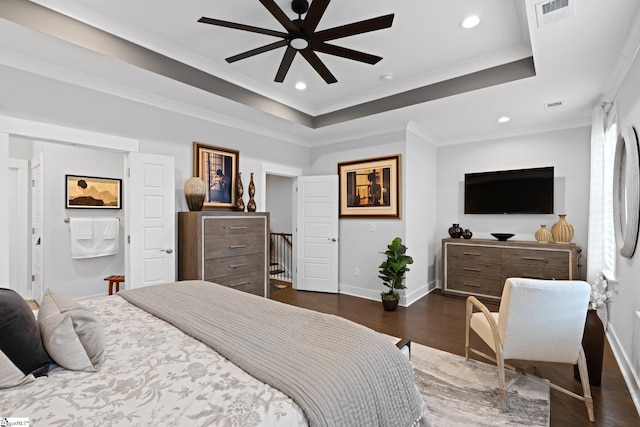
[[292, 0, 309, 15]]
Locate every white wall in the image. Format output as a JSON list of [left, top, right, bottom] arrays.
[[42, 143, 125, 299], [0, 133, 9, 287], [436, 126, 592, 282], [405, 125, 439, 304], [266, 174, 294, 233], [309, 130, 408, 301], [607, 45, 640, 408], [137, 132, 308, 215]]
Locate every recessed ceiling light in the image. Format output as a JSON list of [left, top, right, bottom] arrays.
[[462, 15, 481, 29], [380, 73, 394, 81], [497, 116, 511, 123], [295, 82, 307, 90]]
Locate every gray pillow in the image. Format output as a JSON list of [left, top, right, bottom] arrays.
[[0, 288, 51, 389], [0, 350, 35, 389], [37, 289, 106, 372]]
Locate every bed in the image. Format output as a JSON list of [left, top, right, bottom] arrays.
[[1, 280, 432, 426]]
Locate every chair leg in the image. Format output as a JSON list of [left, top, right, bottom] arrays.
[[465, 298, 472, 361], [577, 348, 595, 422], [496, 350, 507, 411]]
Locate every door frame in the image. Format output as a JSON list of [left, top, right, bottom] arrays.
[[0, 116, 139, 294]]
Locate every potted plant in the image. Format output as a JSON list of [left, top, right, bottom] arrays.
[[378, 237, 413, 311]]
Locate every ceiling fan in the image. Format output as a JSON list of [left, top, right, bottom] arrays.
[[198, 0, 394, 84]]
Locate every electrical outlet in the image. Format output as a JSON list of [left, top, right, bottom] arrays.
[[354, 267, 360, 276]]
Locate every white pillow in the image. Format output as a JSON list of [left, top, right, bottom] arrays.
[[37, 289, 106, 372]]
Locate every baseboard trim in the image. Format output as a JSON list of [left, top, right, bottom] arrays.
[[339, 282, 436, 307], [606, 323, 640, 417]]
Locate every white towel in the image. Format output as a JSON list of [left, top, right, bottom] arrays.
[[98, 218, 118, 239], [69, 218, 119, 259], [69, 218, 93, 240]]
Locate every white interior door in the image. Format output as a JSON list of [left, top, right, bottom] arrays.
[[31, 154, 43, 303], [128, 152, 175, 289], [9, 158, 30, 299], [295, 175, 339, 293]]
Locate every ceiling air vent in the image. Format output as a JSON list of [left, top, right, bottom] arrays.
[[535, 0, 574, 27], [544, 100, 565, 110]]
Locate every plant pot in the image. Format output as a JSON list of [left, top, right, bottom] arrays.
[[574, 309, 605, 386], [382, 296, 399, 311]]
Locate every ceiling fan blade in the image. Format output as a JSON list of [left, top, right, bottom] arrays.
[[313, 42, 382, 65], [275, 46, 298, 82], [300, 49, 337, 84], [227, 40, 289, 63], [300, 0, 330, 36], [259, 0, 299, 33], [198, 17, 288, 38], [314, 14, 394, 42]]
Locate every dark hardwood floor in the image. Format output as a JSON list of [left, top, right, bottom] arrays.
[[270, 288, 639, 427]]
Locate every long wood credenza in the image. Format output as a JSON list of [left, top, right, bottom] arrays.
[[442, 238, 579, 301], [178, 211, 270, 297]]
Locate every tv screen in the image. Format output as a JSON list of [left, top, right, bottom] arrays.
[[464, 166, 554, 214]]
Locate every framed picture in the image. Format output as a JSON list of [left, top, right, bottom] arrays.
[[338, 154, 400, 218], [194, 142, 239, 209], [65, 175, 122, 209]]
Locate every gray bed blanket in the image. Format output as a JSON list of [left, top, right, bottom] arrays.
[[119, 280, 429, 426]]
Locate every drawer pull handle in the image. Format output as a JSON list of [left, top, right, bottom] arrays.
[[522, 257, 545, 261], [229, 263, 247, 269], [229, 245, 248, 249], [229, 226, 248, 230], [230, 281, 250, 288], [463, 252, 482, 256], [463, 267, 482, 272], [464, 283, 482, 288]]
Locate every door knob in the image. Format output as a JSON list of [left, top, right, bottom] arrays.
[[328, 238, 337, 242], [163, 249, 174, 254]]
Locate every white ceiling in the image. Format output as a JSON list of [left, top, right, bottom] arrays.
[[0, 0, 638, 146]]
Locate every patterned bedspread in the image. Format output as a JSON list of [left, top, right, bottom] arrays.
[[0, 295, 307, 427]]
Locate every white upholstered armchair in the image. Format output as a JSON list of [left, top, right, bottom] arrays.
[[465, 278, 594, 422]]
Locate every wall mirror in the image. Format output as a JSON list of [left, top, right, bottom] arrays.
[[613, 125, 640, 258]]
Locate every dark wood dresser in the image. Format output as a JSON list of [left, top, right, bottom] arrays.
[[442, 238, 579, 301], [178, 211, 270, 297]]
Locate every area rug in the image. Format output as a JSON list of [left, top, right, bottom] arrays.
[[408, 342, 550, 427]]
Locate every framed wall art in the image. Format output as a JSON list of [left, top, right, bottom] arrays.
[[65, 175, 122, 209], [338, 154, 400, 218], [194, 142, 239, 209]]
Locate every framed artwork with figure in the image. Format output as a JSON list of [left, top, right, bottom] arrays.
[[194, 142, 239, 209], [338, 154, 400, 218]]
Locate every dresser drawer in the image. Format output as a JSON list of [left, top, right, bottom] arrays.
[[203, 217, 266, 237], [446, 244, 501, 271], [205, 268, 265, 295], [501, 249, 570, 280], [447, 273, 503, 297], [204, 234, 265, 258], [203, 252, 265, 280]]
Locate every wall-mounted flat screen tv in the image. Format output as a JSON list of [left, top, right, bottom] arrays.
[[464, 166, 554, 214]]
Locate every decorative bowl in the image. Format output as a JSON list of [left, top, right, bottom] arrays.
[[491, 233, 515, 241]]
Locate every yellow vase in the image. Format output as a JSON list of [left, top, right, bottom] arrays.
[[535, 225, 553, 243], [551, 214, 574, 244]]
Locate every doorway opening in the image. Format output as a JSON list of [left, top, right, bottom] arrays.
[[266, 174, 295, 292]]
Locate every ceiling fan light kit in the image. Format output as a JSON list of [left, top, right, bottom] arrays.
[[198, 0, 395, 84]]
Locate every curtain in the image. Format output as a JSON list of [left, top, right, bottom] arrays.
[[586, 105, 606, 285]]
